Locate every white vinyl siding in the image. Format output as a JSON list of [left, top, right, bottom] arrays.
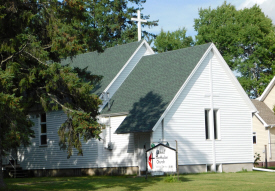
[[17, 110, 98, 170], [97, 115, 136, 168], [152, 122, 162, 142], [160, 52, 212, 165], [144, 47, 153, 56], [211, 52, 253, 164], [153, 50, 253, 166]]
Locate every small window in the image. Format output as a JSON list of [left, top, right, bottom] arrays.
[[253, 132, 256, 144], [205, 110, 210, 139], [213, 109, 219, 140], [205, 109, 220, 140], [40, 113, 47, 146]]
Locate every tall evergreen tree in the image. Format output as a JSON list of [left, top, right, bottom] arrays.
[[87, 0, 158, 47], [194, 2, 275, 98], [0, 0, 157, 188]]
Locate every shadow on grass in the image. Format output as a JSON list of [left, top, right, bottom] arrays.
[[4, 175, 193, 191]]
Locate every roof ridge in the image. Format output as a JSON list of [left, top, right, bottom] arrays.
[[144, 42, 212, 58]]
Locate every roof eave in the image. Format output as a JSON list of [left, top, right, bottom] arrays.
[[255, 113, 269, 127], [99, 40, 153, 112], [115, 129, 153, 134], [258, 76, 275, 101]]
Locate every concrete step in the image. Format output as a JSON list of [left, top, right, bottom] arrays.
[[10, 169, 24, 173], [4, 164, 21, 169], [9, 171, 28, 178], [4, 164, 28, 178]]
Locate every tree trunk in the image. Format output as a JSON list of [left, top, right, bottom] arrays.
[[0, 124, 7, 188], [0, 152, 6, 189]]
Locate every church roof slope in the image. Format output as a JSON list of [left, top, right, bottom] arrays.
[[101, 43, 212, 133], [60, 41, 143, 95], [251, 99, 275, 126]]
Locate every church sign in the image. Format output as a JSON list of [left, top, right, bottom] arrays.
[[146, 143, 176, 175]]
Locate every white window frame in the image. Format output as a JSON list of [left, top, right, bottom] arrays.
[[205, 109, 211, 140], [204, 109, 221, 140], [213, 109, 220, 140], [253, 132, 257, 144], [39, 113, 47, 146]]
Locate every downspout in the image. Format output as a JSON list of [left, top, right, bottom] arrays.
[[268, 128, 271, 159], [162, 119, 164, 141], [109, 115, 111, 144], [107, 92, 111, 145]]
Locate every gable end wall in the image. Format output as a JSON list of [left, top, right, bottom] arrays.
[[152, 50, 253, 165], [263, 85, 275, 111]]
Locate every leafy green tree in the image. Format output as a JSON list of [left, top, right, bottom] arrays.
[[0, 0, 157, 188], [194, 2, 275, 98], [154, 28, 194, 53], [0, 0, 101, 187]]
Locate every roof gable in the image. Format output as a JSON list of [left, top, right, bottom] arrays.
[[252, 99, 275, 126], [152, 43, 257, 132], [257, 76, 275, 102], [101, 43, 212, 133], [60, 41, 143, 95]]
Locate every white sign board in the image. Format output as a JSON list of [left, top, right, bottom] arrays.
[[146, 143, 176, 175]]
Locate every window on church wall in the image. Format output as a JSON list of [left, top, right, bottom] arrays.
[[205, 109, 210, 140], [40, 113, 47, 146], [213, 109, 220, 140], [205, 109, 220, 140], [253, 132, 256, 144]]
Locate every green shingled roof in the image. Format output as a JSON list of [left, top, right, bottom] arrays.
[[60, 41, 143, 95], [101, 43, 212, 134]]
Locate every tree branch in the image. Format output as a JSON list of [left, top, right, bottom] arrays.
[[46, 92, 75, 113], [23, 51, 48, 67], [0, 43, 28, 67], [43, 45, 52, 50]]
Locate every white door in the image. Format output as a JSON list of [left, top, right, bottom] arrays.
[[136, 133, 150, 172]]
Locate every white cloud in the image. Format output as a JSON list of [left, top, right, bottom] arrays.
[[238, 0, 275, 24], [239, 0, 267, 8]]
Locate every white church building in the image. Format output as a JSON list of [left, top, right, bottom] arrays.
[[2, 12, 257, 176]]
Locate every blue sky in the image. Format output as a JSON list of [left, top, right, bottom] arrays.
[[140, 0, 275, 39]]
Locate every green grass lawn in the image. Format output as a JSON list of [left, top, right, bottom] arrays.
[[2, 171, 275, 191]]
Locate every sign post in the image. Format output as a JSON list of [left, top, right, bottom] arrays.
[[146, 143, 176, 176]]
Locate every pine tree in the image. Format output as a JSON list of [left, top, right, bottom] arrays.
[[0, 0, 157, 188], [86, 0, 158, 47]]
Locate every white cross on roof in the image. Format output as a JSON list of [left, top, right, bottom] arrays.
[[131, 10, 147, 41]]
